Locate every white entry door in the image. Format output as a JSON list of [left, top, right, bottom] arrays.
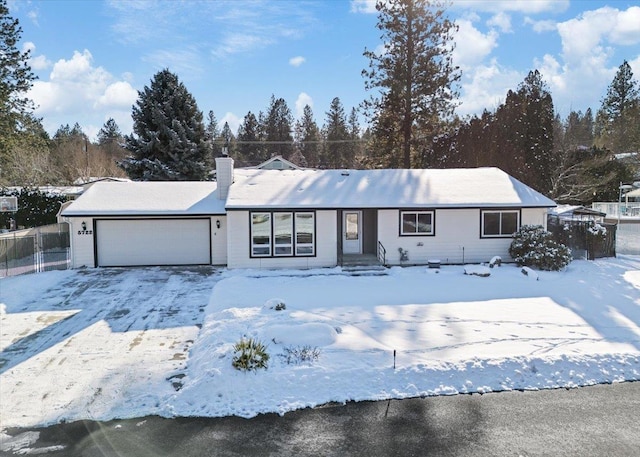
[[343, 211, 362, 254]]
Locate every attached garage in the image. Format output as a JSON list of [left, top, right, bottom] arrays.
[[95, 218, 211, 267], [61, 181, 227, 269]]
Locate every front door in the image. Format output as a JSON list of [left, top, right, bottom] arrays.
[[343, 211, 362, 254]]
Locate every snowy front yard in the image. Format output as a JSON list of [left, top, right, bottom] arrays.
[[2, 258, 640, 432]]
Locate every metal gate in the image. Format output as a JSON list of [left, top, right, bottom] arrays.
[[0, 223, 70, 277]]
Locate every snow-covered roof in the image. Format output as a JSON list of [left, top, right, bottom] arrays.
[[61, 181, 225, 216], [227, 167, 556, 209]]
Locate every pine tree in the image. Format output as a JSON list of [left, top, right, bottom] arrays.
[[518, 70, 555, 194], [262, 95, 294, 159], [362, 0, 460, 168], [595, 61, 640, 154], [96, 118, 124, 155], [120, 69, 210, 180], [293, 104, 321, 168], [0, 0, 36, 145], [347, 107, 362, 168], [204, 110, 222, 159], [220, 121, 236, 157], [237, 111, 264, 165], [323, 97, 350, 168]]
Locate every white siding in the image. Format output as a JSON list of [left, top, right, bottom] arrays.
[[67, 217, 96, 268], [378, 208, 548, 266], [227, 210, 337, 269], [522, 207, 548, 229]]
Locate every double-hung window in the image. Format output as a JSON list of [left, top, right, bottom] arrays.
[[481, 210, 519, 237], [251, 211, 315, 257], [400, 210, 435, 236]]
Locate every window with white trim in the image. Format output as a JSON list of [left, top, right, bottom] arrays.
[[251, 212, 272, 256], [250, 211, 315, 257], [400, 211, 434, 236], [481, 210, 519, 237]]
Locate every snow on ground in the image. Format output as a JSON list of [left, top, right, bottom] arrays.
[[2, 258, 640, 435]]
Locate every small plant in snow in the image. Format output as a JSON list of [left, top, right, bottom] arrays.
[[264, 298, 286, 311], [280, 345, 321, 365], [509, 225, 571, 271], [232, 337, 269, 371]]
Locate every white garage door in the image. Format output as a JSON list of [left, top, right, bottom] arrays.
[[96, 219, 211, 267]]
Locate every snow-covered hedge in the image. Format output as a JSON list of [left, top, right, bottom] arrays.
[[509, 225, 572, 271]]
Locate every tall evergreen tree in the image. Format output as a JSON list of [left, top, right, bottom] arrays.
[[517, 70, 555, 194], [0, 0, 40, 184], [0, 0, 36, 144], [347, 107, 362, 168], [362, 0, 460, 168], [595, 61, 640, 154], [323, 97, 350, 168], [120, 69, 210, 180], [97, 118, 123, 146], [237, 111, 264, 165], [204, 110, 222, 159], [293, 104, 321, 168], [262, 95, 294, 159]]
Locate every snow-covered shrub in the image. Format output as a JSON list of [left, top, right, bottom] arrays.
[[587, 223, 607, 237], [280, 345, 321, 365], [264, 298, 286, 311], [232, 337, 269, 371], [509, 225, 571, 271]]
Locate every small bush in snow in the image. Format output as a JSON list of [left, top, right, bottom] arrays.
[[232, 337, 269, 371], [264, 298, 286, 311], [280, 345, 321, 365], [509, 225, 571, 271]]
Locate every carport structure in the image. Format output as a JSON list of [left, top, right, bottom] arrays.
[[60, 181, 226, 268]]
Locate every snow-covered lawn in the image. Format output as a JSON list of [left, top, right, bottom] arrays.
[[2, 258, 640, 432]]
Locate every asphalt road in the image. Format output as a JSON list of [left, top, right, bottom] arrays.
[[3, 381, 639, 457]]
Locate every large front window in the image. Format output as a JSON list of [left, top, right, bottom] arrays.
[[481, 210, 519, 237], [251, 211, 315, 257], [400, 211, 435, 236]]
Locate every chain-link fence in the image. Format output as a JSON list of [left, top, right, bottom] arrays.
[[0, 223, 70, 277]]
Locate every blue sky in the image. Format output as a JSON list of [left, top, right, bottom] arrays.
[[8, 0, 640, 140]]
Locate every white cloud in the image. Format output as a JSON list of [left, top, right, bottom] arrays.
[[212, 33, 272, 59], [95, 81, 138, 109], [23, 42, 51, 71], [453, 0, 569, 14], [289, 56, 306, 67], [350, 0, 376, 14], [452, 19, 499, 70], [609, 6, 640, 46], [540, 5, 640, 115], [143, 48, 204, 79], [457, 60, 523, 116], [221, 112, 241, 135], [27, 50, 137, 139], [524, 17, 557, 33], [295, 92, 313, 118], [487, 12, 512, 33]]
